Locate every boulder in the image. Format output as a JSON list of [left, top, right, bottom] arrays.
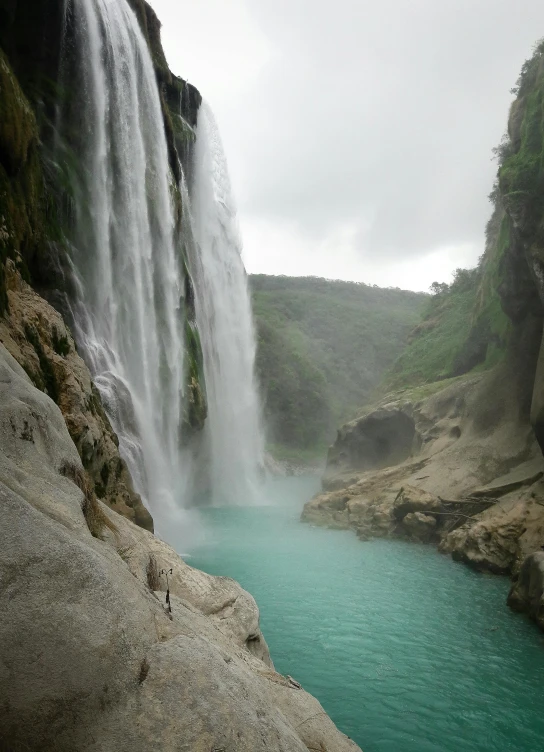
[[508, 551, 544, 630], [393, 485, 440, 520], [0, 343, 360, 752], [439, 485, 544, 575], [402, 512, 437, 542]]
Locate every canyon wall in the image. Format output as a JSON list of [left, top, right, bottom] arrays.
[[304, 42, 544, 633], [0, 1, 360, 748]]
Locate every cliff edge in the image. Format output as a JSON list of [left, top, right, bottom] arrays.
[[0, 340, 360, 750]]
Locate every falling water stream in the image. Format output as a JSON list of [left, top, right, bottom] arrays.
[[66, 0, 187, 531], [188, 102, 264, 505], [64, 0, 263, 530]]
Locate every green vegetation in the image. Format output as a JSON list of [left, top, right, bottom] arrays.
[[499, 39, 544, 245], [250, 275, 427, 452], [51, 326, 70, 356], [384, 250, 511, 392], [23, 322, 59, 404], [183, 320, 208, 432]]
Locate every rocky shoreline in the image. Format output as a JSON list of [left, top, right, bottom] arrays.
[[302, 365, 544, 633]]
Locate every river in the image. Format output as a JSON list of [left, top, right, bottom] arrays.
[[185, 476, 544, 752]]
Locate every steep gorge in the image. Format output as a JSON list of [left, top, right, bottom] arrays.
[[303, 41, 544, 633], [0, 0, 358, 749]]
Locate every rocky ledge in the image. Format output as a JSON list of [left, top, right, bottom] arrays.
[[303, 362, 544, 631], [0, 341, 360, 751], [0, 260, 153, 531]]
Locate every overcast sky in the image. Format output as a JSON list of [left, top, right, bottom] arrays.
[[151, 0, 544, 291]]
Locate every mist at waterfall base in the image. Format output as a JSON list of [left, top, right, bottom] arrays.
[[189, 476, 544, 752], [61, 0, 264, 540], [187, 102, 265, 507]]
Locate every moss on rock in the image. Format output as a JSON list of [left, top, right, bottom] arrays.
[[0, 49, 45, 316], [184, 319, 207, 431]]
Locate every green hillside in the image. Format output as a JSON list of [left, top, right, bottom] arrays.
[[250, 275, 427, 457], [383, 215, 511, 393]]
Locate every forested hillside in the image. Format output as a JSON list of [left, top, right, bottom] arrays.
[[250, 275, 426, 456]]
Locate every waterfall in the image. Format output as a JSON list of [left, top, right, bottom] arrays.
[[62, 0, 263, 527], [64, 0, 189, 533], [185, 103, 265, 505]]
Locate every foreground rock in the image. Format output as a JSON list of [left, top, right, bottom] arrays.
[[0, 261, 153, 531], [0, 343, 359, 752], [508, 552, 544, 630]]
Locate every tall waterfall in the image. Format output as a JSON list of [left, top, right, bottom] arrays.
[[62, 0, 264, 526], [188, 103, 264, 505], [66, 0, 188, 532]]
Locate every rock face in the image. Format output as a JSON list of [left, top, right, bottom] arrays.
[[0, 261, 153, 531], [508, 552, 544, 630], [439, 473, 544, 574], [303, 45, 544, 632], [303, 360, 544, 621], [328, 407, 418, 477], [0, 341, 360, 752]]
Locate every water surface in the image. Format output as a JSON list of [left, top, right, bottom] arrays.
[[187, 476, 544, 752]]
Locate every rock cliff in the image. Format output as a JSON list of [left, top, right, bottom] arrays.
[[303, 323, 544, 626], [303, 43, 544, 634], [0, 342, 359, 751], [0, 0, 210, 529]]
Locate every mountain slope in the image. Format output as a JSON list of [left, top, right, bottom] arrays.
[[250, 275, 427, 454]]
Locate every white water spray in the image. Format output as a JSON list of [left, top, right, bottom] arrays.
[[64, 0, 263, 525], [188, 103, 265, 505], [66, 0, 189, 532]]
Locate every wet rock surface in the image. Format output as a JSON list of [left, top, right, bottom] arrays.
[[0, 262, 153, 531], [0, 341, 360, 752], [508, 551, 544, 630]]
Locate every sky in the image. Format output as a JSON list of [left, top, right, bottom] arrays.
[[151, 0, 544, 292]]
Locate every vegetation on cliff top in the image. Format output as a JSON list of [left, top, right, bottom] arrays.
[[251, 275, 426, 453], [382, 42, 544, 397], [384, 237, 511, 391]]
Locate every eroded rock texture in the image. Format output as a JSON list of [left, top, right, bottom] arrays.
[[303, 360, 544, 622], [0, 261, 153, 530], [0, 342, 360, 752]]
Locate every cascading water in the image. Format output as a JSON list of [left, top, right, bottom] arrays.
[[61, 0, 264, 523], [185, 103, 265, 505], [64, 0, 189, 533]]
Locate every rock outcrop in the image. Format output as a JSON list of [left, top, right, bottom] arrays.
[[0, 341, 360, 752], [303, 355, 544, 625], [0, 260, 153, 531], [508, 552, 544, 630]]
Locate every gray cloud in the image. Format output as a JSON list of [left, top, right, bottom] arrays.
[[152, 0, 544, 284]]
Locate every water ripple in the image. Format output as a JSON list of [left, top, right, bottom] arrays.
[[188, 477, 544, 752]]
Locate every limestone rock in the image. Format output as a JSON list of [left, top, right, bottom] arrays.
[[0, 262, 153, 530], [301, 488, 352, 529], [393, 485, 440, 521], [508, 551, 544, 629], [402, 512, 437, 542], [0, 342, 360, 752], [326, 406, 418, 482]]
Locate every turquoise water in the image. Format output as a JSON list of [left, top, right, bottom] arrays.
[[186, 477, 544, 752]]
